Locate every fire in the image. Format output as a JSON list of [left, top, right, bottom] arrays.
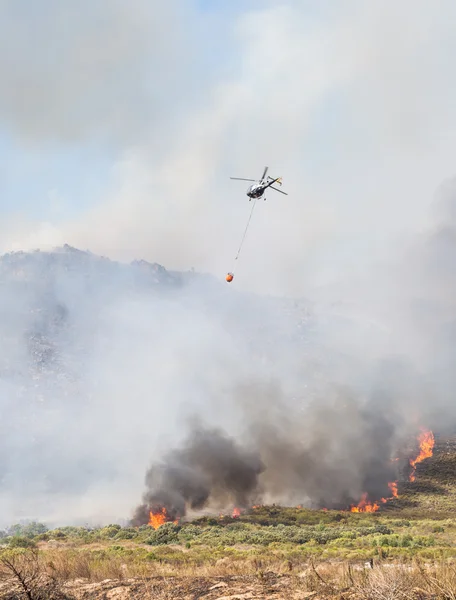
[[350, 493, 380, 513], [388, 481, 398, 498], [219, 507, 244, 519], [409, 429, 435, 482], [350, 480, 399, 513], [148, 507, 178, 530]]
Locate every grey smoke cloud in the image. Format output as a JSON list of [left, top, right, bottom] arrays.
[[1, 1, 456, 528], [133, 371, 406, 522], [0, 0, 206, 146], [132, 179, 456, 521], [53, 0, 456, 299], [0, 177, 455, 528], [0, 1, 455, 298]]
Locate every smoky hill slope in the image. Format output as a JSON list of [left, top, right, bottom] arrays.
[[0, 244, 317, 527], [0, 243, 452, 529], [0, 243, 312, 380]]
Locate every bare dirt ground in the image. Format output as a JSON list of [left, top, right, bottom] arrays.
[[56, 573, 447, 600], [0, 552, 447, 598], [0, 571, 362, 599], [61, 573, 344, 600]]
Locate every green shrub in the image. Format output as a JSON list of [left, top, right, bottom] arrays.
[[7, 522, 48, 539], [8, 536, 36, 548], [114, 528, 138, 540], [99, 524, 122, 539], [49, 529, 67, 539], [145, 523, 180, 546]]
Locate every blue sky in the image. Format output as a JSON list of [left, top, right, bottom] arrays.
[[0, 0, 242, 223], [0, 130, 116, 220], [0, 78, 343, 224], [0, 0, 346, 223]]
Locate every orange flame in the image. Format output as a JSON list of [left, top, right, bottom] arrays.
[[349, 429, 435, 512], [350, 493, 380, 513], [219, 507, 243, 519], [388, 481, 398, 498], [148, 507, 178, 529], [409, 430, 435, 482], [350, 480, 398, 513]]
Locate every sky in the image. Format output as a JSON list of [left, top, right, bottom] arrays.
[[1, 0, 456, 296]]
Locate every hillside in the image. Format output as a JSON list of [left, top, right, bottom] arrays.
[[0, 245, 454, 598], [0, 244, 318, 528], [387, 432, 456, 516], [0, 243, 313, 374], [3, 429, 455, 550], [0, 437, 453, 598]]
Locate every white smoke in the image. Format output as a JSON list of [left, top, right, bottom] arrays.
[[0, 1, 454, 527]]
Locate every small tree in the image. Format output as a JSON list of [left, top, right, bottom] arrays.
[[0, 547, 72, 599], [7, 523, 48, 539]]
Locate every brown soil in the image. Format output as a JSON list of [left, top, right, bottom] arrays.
[[64, 574, 316, 599], [0, 572, 352, 600]]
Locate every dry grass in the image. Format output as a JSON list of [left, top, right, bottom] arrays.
[[2, 436, 456, 597], [5, 548, 456, 598], [43, 547, 291, 580], [292, 559, 456, 599]]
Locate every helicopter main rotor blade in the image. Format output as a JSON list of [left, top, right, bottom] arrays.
[[269, 185, 288, 195], [230, 177, 257, 182], [260, 166, 269, 181]]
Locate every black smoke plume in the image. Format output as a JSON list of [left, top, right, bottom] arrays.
[[133, 375, 413, 522], [131, 423, 265, 525], [247, 385, 404, 510]]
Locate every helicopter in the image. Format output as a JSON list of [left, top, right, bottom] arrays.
[[230, 166, 288, 201]]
